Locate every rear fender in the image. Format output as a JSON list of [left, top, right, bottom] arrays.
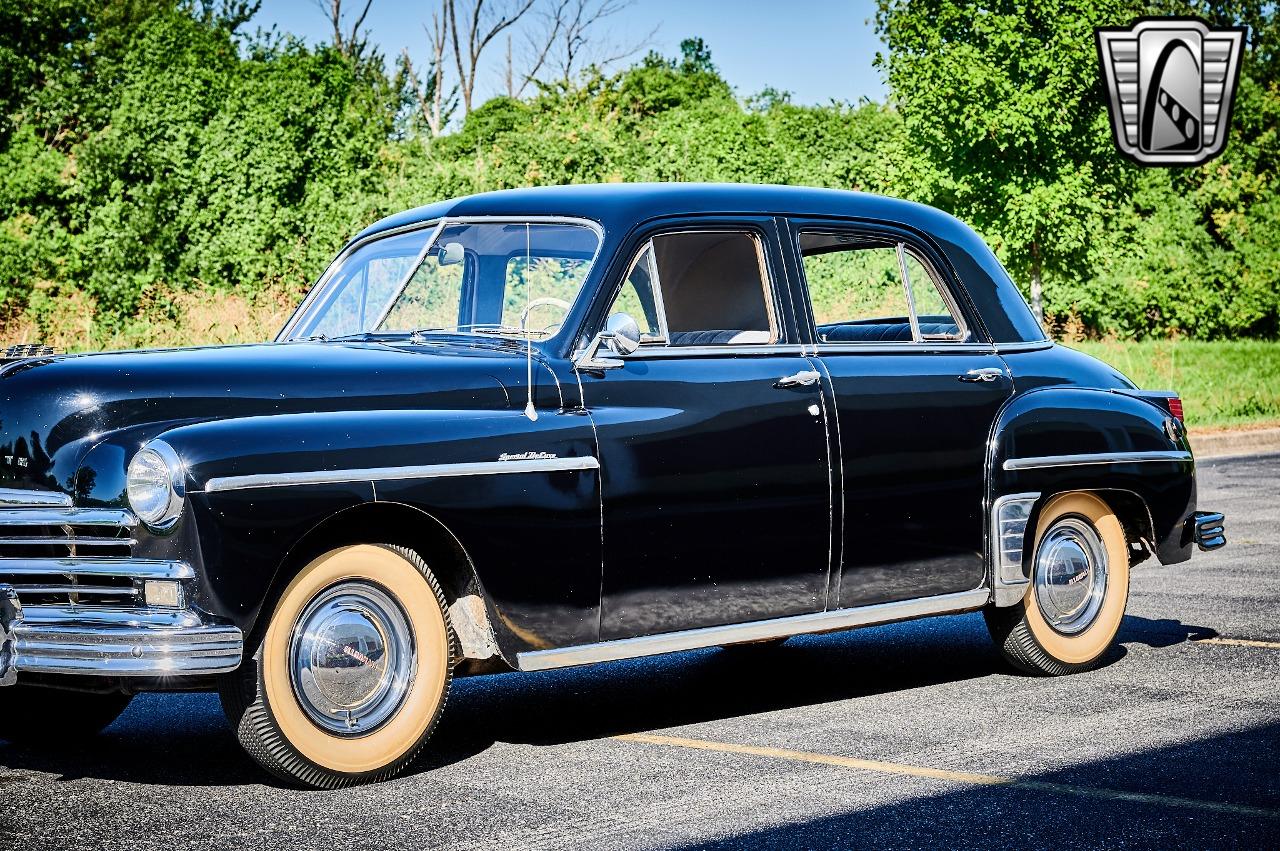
[[986, 387, 1196, 599]]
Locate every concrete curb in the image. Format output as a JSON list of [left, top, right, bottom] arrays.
[[1189, 426, 1280, 459]]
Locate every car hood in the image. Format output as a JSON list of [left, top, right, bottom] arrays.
[[0, 340, 535, 496]]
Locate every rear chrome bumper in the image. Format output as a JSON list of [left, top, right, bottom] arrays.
[[1191, 511, 1226, 551], [0, 583, 242, 683]]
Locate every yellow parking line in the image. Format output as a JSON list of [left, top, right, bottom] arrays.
[[1194, 637, 1280, 650], [615, 733, 1280, 820]]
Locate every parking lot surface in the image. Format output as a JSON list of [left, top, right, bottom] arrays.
[[1, 454, 1277, 849]]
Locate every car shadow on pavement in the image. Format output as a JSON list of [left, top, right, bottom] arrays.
[[0, 611, 1207, 788], [659, 720, 1280, 849], [408, 611, 1122, 776], [1118, 614, 1219, 648]]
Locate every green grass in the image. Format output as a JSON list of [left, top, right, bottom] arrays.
[[1068, 340, 1280, 429]]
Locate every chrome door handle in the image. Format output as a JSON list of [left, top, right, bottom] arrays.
[[774, 370, 822, 389], [959, 368, 1005, 383]]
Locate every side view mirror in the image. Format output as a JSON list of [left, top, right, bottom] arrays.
[[573, 313, 641, 372], [604, 313, 641, 355]]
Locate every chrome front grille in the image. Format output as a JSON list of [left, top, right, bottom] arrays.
[[0, 508, 136, 560], [0, 491, 152, 607]]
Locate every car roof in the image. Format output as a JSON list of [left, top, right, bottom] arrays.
[[354, 182, 966, 242]]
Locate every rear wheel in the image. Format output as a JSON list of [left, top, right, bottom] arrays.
[[220, 544, 454, 788], [0, 686, 132, 744], [985, 492, 1130, 676]]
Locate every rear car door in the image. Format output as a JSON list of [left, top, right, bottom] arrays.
[[785, 221, 1013, 608], [578, 219, 834, 640]]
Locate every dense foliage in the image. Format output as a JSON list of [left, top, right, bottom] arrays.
[[0, 0, 1275, 349]]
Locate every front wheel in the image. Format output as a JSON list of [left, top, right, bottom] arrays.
[[0, 686, 133, 744], [985, 492, 1130, 676], [220, 544, 455, 788]]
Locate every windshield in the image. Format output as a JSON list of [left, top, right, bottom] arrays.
[[288, 220, 601, 341]]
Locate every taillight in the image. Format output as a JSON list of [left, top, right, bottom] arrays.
[[1168, 396, 1184, 422]]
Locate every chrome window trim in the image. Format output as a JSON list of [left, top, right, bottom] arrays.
[[796, 230, 972, 346], [993, 341, 1054, 353], [1002, 450, 1192, 471], [815, 342, 998, 355], [202, 456, 601, 494], [368, 219, 449, 331], [614, 239, 670, 345], [896, 242, 924, 343], [517, 588, 990, 671], [605, 228, 782, 351], [618, 343, 810, 359], [901, 243, 971, 342], [279, 215, 606, 342], [0, 489, 72, 508]]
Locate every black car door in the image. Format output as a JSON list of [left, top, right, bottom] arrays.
[[578, 219, 834, 640], [785, 221, 1013, 608]]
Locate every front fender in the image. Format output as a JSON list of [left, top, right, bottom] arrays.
[[150, 408, 602, 650], [989, 387, 1196, 571]]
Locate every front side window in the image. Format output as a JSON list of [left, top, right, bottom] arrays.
[[289, 221, 601, 341], [602, 230, 778, 347], [798, 232, 966, 343]]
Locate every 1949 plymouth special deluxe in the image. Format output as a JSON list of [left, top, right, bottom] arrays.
[[0, 184, 1225, 787]]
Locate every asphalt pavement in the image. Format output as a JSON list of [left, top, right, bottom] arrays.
[[1, 454, 1277, 850]]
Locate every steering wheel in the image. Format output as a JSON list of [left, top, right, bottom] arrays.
[[520, 297, 572, 332]]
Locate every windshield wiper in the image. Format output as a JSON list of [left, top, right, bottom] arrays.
[[408, 324, 546, 341], [298, 331, 406, 343]]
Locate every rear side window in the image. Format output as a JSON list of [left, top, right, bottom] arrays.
[[798, 232, 967, 344]]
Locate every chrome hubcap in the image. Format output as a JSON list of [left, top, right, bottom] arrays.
[[289, 581, 415, 736], [1034, 516, 1108, 635]]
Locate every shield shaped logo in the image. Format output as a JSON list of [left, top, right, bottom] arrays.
[[1096, 18, 1246, 166]]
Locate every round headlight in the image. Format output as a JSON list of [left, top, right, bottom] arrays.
[[127, 440, 185, 530]]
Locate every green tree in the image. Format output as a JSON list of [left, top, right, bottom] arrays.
[[875, 0, 1137, 322]]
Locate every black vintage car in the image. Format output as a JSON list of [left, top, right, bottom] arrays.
[[0, 184, 1225, 787]]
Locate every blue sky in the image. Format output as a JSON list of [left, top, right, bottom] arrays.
[[254, 0, 888, 105]]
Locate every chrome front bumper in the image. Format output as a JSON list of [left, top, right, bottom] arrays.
[[0, 584, 242, 683]]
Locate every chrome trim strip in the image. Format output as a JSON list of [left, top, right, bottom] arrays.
[[11, 584, 135, 596], [0, 559, 193, 580], [204, 456, 601, 493], [0, 536, 137, 548], [1002, 451, 1192, 471], [624, 344, 809, 358], [517, 589, 990, 671], [814, 343, 998, 354], [0, 508, 138, 527], [0, 489, 72, 508], [993, 340, 1053, 353]]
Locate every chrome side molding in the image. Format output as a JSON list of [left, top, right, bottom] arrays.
[[516, 589, 990, 671], [1002, 450, 1192, 471], [203, 456, 601, 493]]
